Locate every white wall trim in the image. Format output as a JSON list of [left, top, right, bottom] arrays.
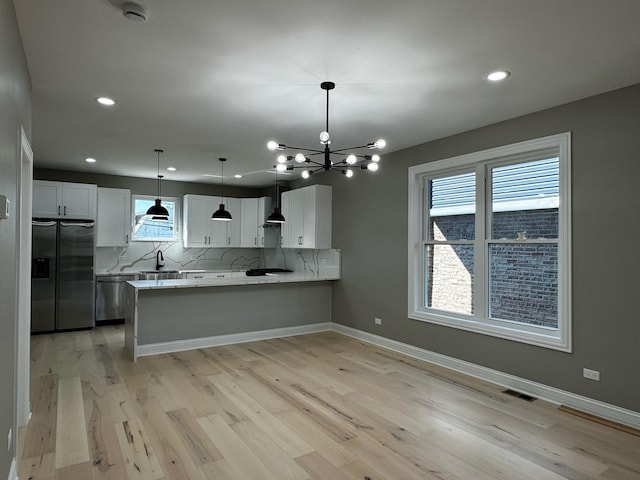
[[331, 323, 640, 429], [136, 322, 332, 357], [7, 457, 17, 480]]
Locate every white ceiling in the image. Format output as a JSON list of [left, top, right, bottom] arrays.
[[13, 0, 640, 187]]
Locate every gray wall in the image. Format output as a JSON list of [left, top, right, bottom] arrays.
[[329, 84, 640, 413], [0, 0, 32, 475], [136, 282, 331, 345]]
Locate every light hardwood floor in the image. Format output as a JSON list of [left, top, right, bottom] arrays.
[[18, 325, 640, 479]]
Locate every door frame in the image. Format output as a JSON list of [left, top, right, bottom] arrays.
[[16, 126, 33, 426]]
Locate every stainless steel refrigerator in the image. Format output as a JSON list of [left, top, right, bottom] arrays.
[[31, 220, 95, 333]]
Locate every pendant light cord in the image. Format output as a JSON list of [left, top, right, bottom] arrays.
[[155, 149, 164, 199], [219, 157, 225, 201], [275, 169, 279, 209], [325, 87, 330, 134]]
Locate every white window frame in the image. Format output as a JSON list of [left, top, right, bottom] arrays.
[[408, 133, 572, 352], [131, 194, 180, 242]]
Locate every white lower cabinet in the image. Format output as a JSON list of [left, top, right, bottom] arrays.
[[183, 194, 241, 248], [96, 187, 131, 246], [281, 184, 332, 248]]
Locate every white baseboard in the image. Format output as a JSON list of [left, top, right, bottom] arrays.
[[331, 323, 640, 429], [7, 457, 17, 480], [136, 322, 332, 357]]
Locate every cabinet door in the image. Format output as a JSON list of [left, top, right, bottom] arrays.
[[96, 188, 131, 246], [225, 198, 242, 247], [281, 189, 305, 247], [240, 198, 258, 247], [280, 190, 292, 247], [308, 185, 332, 249], [209, 196, 230, 247], [301, 186, 317, 248], [257, 196, 271, 247], [62, 183, 97, 219], [183, 195, 212, 247], [33, 180, 62, 218]]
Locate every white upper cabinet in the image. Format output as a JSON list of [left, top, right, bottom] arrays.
[[183, 195, 242, 248], [210, 196, 241, 247], [240, 197, 271, 248], [33, 180, 97, 219], [183, 194, 215, 248], [96, 187, 131, 247], [281, 185, 331, 249]]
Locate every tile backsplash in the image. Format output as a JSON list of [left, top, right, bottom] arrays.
[[96, 241, 263, 273], [97, 241, 341, 276]]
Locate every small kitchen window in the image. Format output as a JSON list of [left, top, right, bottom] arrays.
[[408, 133, 572, 352], [131, 195, 179, 242]]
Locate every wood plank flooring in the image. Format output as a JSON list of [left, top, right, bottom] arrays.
[[19, 326, 640, 479]]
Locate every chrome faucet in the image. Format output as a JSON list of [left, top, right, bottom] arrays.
[[155, 249, 165, 270]]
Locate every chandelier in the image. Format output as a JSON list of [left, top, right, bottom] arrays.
[[267, 82, 386, 179]]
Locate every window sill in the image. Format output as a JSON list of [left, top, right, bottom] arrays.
[[408, 310, 572, 353]]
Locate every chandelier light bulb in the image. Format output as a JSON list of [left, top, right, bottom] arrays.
[[374, 139, 386, 149], [346, 154, 357, 165], [295, 153, 306, 163], [367, 162, 379, 171], [345, 169, 354, 178], [371, 154, 380, 162], [301, 170, 310, 179], [267, 140, 279, 151], [319, 131, 330, 144], [277, 155, 287, 164], [276, 163, 287, 172]]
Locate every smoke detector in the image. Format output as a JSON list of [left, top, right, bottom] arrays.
[[122, 2, 148, 22]]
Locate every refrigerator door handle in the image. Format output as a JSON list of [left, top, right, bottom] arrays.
[[32, 220, 57, 227], [60, 221, 94, 228]]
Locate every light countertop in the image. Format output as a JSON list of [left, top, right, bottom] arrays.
[[96, 269, 240, 277], [127, 271, 339, 290]]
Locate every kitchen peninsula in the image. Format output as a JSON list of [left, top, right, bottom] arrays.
[[125, 250, 340, 361]]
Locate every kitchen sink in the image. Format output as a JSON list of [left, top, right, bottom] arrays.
[[138, 270, 182, 280]]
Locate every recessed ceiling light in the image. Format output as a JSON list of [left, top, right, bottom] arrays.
[[85, 157, 97, 163], [234, 174, 242, 178], [96, 97, 116, 106], [166, 167, 176, 171], [122, 2, 148, 22], [486, 70, 510, 82]]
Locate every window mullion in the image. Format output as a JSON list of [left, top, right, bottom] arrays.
[[475, 165, 486, 323]]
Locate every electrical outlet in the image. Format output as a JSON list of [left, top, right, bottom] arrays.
[[583, 368, 600, 381], [7, 428, 11, 451], [374, 317, 382, 325]]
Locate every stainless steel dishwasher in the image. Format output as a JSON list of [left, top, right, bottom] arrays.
[[95, 274, 137, 324]]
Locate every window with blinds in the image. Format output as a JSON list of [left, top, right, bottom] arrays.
[[408, 133, 571, 351]]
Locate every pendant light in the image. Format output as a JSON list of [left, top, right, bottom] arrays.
[[267, 169, 285, 223], [212, 157, 232, 221], [146, 149, 169, 220]]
